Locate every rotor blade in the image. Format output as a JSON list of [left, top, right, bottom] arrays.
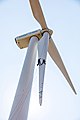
[[29, 0, 47, 29], [38, 32, 49, 105], [48, 38, 77, 94], [8, 37, 38, 120]]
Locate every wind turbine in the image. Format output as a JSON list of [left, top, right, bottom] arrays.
[[8, 0, 77, 120]]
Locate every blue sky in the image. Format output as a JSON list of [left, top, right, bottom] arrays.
[[0, 0, 80, 120]]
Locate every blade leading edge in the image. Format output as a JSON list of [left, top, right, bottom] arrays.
[[29, 0, 47, 29], [38, 32, 49, 105], [48, 38, 77, 94]]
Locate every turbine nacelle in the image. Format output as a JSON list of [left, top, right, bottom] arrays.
[[15, 29, 53, 49]]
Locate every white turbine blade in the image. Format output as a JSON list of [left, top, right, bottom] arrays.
[[8, 37, 38, 120], [38, 32, 49, 105], [29, 0, 47, 29], [48, 38, 77, 94]]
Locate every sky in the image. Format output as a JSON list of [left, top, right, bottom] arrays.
[[0, 0, 80, 120]]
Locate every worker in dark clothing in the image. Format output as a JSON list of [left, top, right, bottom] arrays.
[[37, 58, 46, 66]]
